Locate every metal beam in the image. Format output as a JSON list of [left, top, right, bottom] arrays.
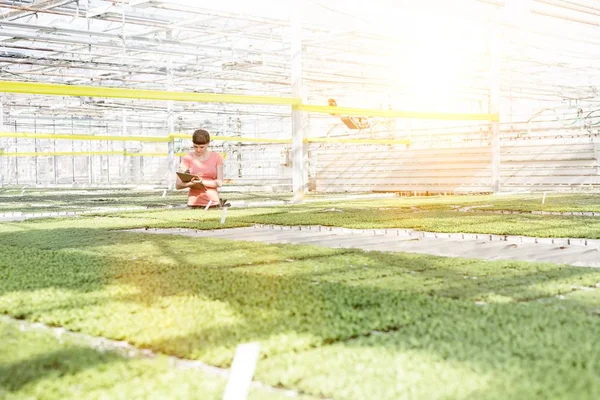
[[489, 14, 501, 193], [291, 4, 307, 202], [0, 0, 76, 21]]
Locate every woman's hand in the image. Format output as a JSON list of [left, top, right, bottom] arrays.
[[188, 176, 205, 189]]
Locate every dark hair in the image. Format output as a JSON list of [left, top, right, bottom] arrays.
[[192, 129, 210, 145]]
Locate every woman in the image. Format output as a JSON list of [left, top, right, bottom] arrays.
[[175, 129, 226, 208]]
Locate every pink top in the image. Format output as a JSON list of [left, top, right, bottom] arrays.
[[181, 151, 224, 206]]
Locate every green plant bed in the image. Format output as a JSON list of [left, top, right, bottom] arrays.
[[7, 197, 600, 239], [70, 195, 600, 239], [332, 193, 600, 213], [0, 318, 292, 400], [1, 219, 599, 399], [230, 207, 600, 238], [4, 191, 600, 216], [7, 193, 600, 241], [0, 191, 188, 214], [258, 299, 600, 400], [0, 189, 298, 214]]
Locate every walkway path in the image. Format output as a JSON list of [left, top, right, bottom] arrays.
[[133, 225, 600, 268]]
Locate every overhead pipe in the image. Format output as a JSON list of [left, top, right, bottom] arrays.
[[8, 0, 600, 67], [0, 42, 205, 67], [478, 0, 600, 27], [533, 7, 600, 27], [123, 0, 333, 33], [0, 0, 339, 46], [2, 57, 409, 95], [0, 20, 287, 58], [0, 30, 286, 66], [0, 1, 76, 18], [0, 3, 584, 104], [0, 69, 291, 96], [0, 47, 290, 81], [1, 38, 481, 94], [3, 56, 560, 106], [0, 2, 498, 81], [0, 0, 76, 20], [137, 16, 286, 47], [0, 1, 291, 49], [4, 101, 293, 116], [534, 0, 600, 16], [478, 0, 600, 51]]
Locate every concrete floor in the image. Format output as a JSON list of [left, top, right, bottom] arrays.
[[132, 225, 600, 268]]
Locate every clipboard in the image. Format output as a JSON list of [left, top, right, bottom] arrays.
[[177, 172, 200, 183]]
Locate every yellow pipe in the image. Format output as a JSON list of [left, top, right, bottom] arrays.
[[0, 132, 170, 142], [295, 104, 500, 121], [0, 131, 414, 148], [0, 151, 230, 157], [171, 133, 292, 144], [0, 132, 290, 144], [0, 80, 499, 121], [0, 80, 301, 106], [127, 152, 168, 157], [175, 152, 228, 159], [3, 151, 169, 157], [306, 137, 411, 145], [1, 132, 289, 144], [0, 132, 292, 144], [1, 151, 125, 157]]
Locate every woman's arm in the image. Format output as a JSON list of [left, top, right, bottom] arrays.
[[175, 176, 196, 190], [199, 164, 223, 189], [175, 159, 196, 190]]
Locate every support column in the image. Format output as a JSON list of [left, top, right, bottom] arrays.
[[490, 16, 501, 193], [71, 118, 76, 184], [291, 5, 308, 202], [0, 97, 4, 188], [0, 147, 3, 188], [34, 119, 38, 186], [87, 121, 92, 184], [14, 122, 19, 186], [122, 109, 127, 184], [166, 30, 176, 189]]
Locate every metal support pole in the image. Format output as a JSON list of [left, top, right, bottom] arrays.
[[166, 30, 176, 189], [53, 119, 58, 184], [71, 118, 75, 184], [15, 121, 19, 186], [490, 15, 501, 193], [139, 121, 144, 183], [34, 119, 38, 185], [595, 142, 600, 176], [88, 120, 92, 184], [122, 109, 127, 183], [0, 98, 3, 188], [0, 148, 3, 188], [291, 5, 307, 202], [236, 117, 242, 178]]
